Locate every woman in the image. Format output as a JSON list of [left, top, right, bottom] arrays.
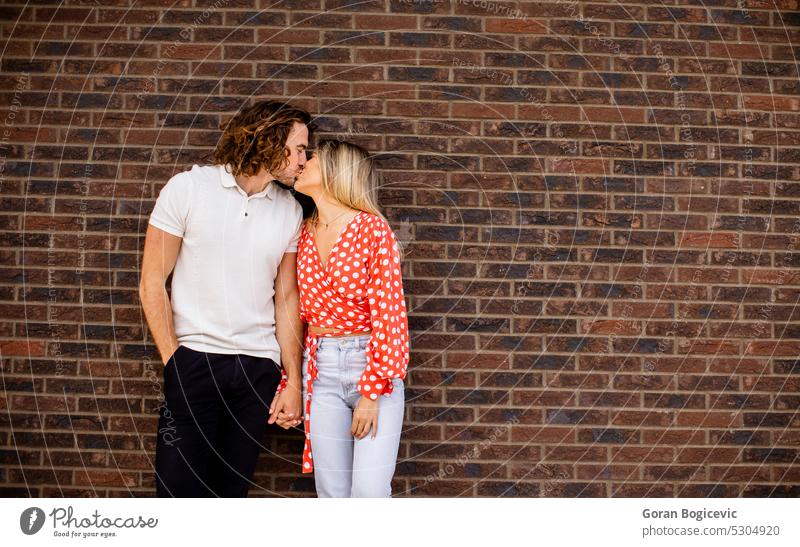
[[292, 139, 410, 497]]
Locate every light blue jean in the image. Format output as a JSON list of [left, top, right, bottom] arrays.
[[302, 333, 405, 497]]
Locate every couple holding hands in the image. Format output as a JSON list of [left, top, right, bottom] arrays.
[[140, 100, 409, 498]]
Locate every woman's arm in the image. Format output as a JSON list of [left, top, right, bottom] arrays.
[[357, 220, 410, 401]]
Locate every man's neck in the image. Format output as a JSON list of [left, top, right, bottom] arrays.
[[234, 170, 273, 197]]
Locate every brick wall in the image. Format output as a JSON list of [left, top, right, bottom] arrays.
[[1, 0, 799, 497]]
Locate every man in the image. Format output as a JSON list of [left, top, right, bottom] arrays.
[[139, 100, 311, 497]]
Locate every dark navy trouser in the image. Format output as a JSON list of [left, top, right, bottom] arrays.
[[154, 345, 282, 497]]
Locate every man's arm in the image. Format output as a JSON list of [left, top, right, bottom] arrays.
[[274, 250, 303, 386], [270, 250, 303, 427], [139, 224, 183, 365]]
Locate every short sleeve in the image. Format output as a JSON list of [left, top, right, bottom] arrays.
[[286, 200, 303, 253], [148, 172, 192, 238], [356, 218, 410, 400]]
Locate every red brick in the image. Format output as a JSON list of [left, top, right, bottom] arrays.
[[744, 95, 800, 112], [485, 18, 547, 34], [679, 232, 740, 248]]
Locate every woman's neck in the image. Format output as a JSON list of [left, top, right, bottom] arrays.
[[313, 195, 356, 225]]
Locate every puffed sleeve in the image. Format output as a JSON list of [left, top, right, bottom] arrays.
[[357, 218, 410, 400]]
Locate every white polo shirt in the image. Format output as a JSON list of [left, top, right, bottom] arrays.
[[148, 163, 303, 362]]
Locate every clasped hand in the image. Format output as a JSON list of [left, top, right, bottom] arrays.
[[268, 384, 302, 429]]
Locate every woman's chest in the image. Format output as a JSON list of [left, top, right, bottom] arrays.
[[298, 228, 371, 300]]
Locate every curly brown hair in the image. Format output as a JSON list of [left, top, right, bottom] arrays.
[[212, 100, 314, 178]]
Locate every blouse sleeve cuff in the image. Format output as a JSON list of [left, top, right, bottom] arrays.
[[275, 367, 288, 394], [357, 375, 394, 400]]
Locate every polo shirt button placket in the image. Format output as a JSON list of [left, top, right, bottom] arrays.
[[234, 185, 252, 217]]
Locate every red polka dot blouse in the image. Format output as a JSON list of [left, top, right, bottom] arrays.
[[276, 210, 410, 474]]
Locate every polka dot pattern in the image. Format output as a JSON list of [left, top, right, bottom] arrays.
[[281, 210, 410, 474]]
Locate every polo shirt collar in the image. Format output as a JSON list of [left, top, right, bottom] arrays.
[[219, 163, 275, 200]]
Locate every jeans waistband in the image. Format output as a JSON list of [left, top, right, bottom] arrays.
[[316, 333, 371, 350]]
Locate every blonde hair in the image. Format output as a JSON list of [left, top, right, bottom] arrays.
[[308, 139, 403, 259]]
